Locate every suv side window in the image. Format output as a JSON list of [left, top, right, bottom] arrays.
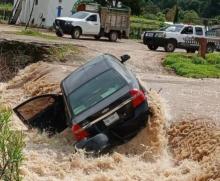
[[181, 26, 193, 34], [86, 15, 97, 22], [195, 27, 203, 36]]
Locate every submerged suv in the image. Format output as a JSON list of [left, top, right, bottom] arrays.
[[14, 54, 149, 153]]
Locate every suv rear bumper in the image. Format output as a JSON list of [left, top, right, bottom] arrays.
[[75, 101, 149, 153]]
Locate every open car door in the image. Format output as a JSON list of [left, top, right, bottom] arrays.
[[13, 94, 68, 135]]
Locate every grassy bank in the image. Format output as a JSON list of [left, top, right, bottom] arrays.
[[16, 29, 58, 40], [0, 107, 24, 180], [163, 53, 220, 78]]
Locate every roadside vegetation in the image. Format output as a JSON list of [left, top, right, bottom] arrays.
[[49, 44, 80, 61], [163, 53, 220, 78], [130, 16, 164, 39], [16, 29, 58, 40], [0, 3, 13, 11], [0, 3, 13, 21], [0, 107, 25, 180]]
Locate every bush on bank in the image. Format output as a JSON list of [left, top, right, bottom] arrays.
[[163, 53, 220, 78], [0, 107, 25, 181]]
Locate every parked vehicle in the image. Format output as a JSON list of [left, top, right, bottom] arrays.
[[14, 54, 149, 153], [206, 28, 220, 52], [54, 3, 130, 42], [142, 24, 216, 53]]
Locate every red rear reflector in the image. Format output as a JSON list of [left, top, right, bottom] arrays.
[[72, 124, 89, 141], [129, 89, 146, 108]]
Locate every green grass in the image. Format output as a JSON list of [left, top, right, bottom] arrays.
[[163, 53, 220, 78], [49, 44, 80, 61], [16, 29, 58, 40], [0, 3, 13, 11], [0, 107, 25, 180], [130, 16, 164, 39], [131, 16, 163, 26]]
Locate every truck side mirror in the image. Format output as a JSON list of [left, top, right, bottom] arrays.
[[120, 54, 130, 63]]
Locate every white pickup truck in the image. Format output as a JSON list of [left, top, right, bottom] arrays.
[[54, 6, 130, 42], [143, 24, 217, 53]]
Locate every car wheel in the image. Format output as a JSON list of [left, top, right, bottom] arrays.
[[206, 43, 215, 53], [109, 31, 118, 42], [56, 30, 63, 37], [147, 44, 158, 51], [72, 28, 81, 39], [164, 41, 176, 52], [94, 35, 101, 40]]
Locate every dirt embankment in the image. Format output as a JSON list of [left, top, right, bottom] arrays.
[[0, 40, 219, 181]]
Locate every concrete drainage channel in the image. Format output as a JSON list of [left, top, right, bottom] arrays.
[[0, 40, 219, 180]]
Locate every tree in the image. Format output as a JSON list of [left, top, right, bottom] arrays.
[[182, 10, 200, 24]]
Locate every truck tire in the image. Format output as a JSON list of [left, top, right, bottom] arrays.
[[164, 40, 176, 52], [56, 30, 63, 37], [109, 31, 118, 42], [207, 43, 215, 53], [72, 28, 81, 39], [147, 44, 158, 51]]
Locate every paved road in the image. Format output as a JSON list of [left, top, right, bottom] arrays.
[[1, 24, 220, 123]]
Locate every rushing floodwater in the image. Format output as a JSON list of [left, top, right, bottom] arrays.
[[1, 63, 219, 181]]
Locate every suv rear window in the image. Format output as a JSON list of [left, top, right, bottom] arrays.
[[69, 69, 126, 116]]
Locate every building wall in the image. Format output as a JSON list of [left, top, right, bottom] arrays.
[[14, 0, 76, 27], [46, 0, 76, 27]]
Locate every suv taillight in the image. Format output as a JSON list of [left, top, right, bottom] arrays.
[[129, 89, 146, 108], [72, 124, 89, 141]]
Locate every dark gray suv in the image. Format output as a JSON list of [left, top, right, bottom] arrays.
[[14, 54, 149, 153]]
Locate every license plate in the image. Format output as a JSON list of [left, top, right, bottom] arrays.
[[103, 113, 119, 126]]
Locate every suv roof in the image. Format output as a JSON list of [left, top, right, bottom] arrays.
[[61, 54, 125, 96]]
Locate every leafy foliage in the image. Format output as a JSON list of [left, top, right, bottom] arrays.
[[164, 53, 220, 78], [0, 108, 25, 181], [0, 3, 12, 11], [90, 0, 220, 20]]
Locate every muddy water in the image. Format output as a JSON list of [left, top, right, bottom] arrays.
[[1, 62, 219, 181]]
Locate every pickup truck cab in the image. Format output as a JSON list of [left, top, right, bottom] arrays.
[[54, 11, 101, 39], [143, 24, 208, 52]]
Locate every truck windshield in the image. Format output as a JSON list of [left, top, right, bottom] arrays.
[[165, 25, 184, 32], [69, 69, 126, 116], [71, 12, 90, 19]]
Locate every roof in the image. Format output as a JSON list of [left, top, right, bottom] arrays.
[[61, 54, 121, 96]]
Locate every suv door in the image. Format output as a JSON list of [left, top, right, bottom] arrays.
[[85, 14, 100, 35], [14, 94, 67, 135], [195, 27, 204, 37], [180, 26, 194, 46]]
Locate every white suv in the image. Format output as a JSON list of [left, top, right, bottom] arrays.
[[143, 24, 210, 52]]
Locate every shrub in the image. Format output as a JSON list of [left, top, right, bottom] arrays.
[[206, 53, 220, 64], [0, 107, 25, 181], [163, 53, 220, 78]]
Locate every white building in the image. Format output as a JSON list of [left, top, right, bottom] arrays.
[[13, 0, 77, 27]]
